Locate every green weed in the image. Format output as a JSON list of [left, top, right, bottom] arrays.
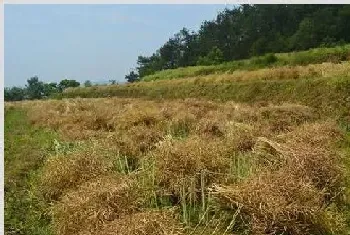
[[5, 108, 57, 235]]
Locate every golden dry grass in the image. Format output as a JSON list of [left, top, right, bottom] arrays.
[[212, 171, 346, 235], [77, 209, 184, 235], [12, 97, 348, 235], [23, 98, 317, 141], [151, 135, 232, 194], [51, 174, 143, 235], [212, 121, 346, 234], [39, 146, 113, 201]]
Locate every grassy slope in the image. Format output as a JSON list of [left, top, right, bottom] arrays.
[[142, 44, 350, 81], [5, 107, 57, 235]]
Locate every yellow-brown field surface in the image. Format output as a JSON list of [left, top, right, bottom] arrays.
[[5, 92, 350, 234]]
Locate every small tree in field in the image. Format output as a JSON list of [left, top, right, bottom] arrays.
[[84, 80, 92, 87], [26, 76, 45, 100], [58, 79, 80, 92], [125, 71, 139, 83], [43, 82, 59, 97]]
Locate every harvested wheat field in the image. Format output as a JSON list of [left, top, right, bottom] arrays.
[[5, 96, 350, 235], [6, 5, 350, 235]]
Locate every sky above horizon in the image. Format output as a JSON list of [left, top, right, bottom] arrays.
[[5, 4, 234, 87]]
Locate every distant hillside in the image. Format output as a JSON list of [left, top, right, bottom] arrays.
[[126, 5, 350, 81]]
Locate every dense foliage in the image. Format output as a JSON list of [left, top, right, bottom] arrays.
[[5, 76, 80, 101], [126, 4, 350, 80], [125, 71, 140, 83]]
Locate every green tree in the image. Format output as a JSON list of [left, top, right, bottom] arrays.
[[26, 76, 45, 100], [290, 18, 318, 50], [4, 87, 26, 101], [137, 53, 163, 78], [197, 46, 224, 65], [125, 71, 139, 83], [58, 79, 80, 92], [5, 79, 60, 101], [84, 80, 92, 87], [42, 82, 58, 97]]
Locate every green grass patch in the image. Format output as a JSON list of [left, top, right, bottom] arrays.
[[338, 127, 350, 229], [5, 107, 58, 235]]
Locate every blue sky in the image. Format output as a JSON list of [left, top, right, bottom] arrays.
[[5, 4, 234, 87]]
